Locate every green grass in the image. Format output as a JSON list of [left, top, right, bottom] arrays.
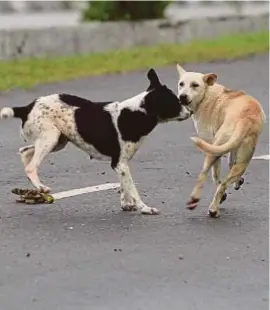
[[0, 31, 268, 91]]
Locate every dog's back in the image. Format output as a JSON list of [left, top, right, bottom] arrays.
[[222, 87, 265, 130], [193, 83, 266, 155], [1, 93, 114, 144]]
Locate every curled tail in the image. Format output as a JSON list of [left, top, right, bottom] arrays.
[[191, 122, 250, 156]]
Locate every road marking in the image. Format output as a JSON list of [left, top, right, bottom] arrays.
[[32, 153, 270, 202], [252, 154, 270, 160], [52, 183, 120, 200]]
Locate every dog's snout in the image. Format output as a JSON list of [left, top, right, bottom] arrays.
[[180, 94, 187, 100], [179, 94, 189, 105]]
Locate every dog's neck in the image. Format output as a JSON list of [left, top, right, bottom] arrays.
[[193, 83, 224, 119], [142, 89, 171, 123]]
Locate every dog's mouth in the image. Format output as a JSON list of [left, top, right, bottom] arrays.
[[179, 96, 192, 107], [182, 100, 192, 106], [177, 108, 193, 121]]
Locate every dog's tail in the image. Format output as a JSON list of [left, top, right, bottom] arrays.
[[0, 101, 35, 121], [0, 107, 15, 119], [191, 122, 249, 156]]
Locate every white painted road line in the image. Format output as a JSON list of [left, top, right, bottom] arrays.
[[52, 183, 120, 200], [252, 154, 270, 160], [41, 154, 270, 201]]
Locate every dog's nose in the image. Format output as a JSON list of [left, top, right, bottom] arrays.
[[179, 94, 189, 105]]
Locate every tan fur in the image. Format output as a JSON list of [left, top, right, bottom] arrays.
[[190, 89, 265, 155], [176, 64, 266, 217], [223, 88, 245, 99]]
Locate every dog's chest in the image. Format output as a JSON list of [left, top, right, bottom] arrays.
[[192, 116, 214, 142]]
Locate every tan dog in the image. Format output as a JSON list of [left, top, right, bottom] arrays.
[[176, 64, 266, 218]]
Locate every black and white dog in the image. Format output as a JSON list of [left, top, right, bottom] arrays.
[[0, 68, 192, 215]]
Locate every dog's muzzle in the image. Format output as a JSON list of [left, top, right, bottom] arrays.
[[179, 94, 191, 106]]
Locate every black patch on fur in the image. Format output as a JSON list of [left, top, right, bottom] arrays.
[[147, 68, 161, 91], [118, 77, 183, 142], [143, 86, 182, 121], [118, 109, 157, 142], [146, 68, 182, 120], [59, 94, 120, 169], [59, 94, 111, 108], [13, 100, 36, 126]]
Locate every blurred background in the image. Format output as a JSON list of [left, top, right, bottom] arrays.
[[0, 1, 268, 30], [0, 0, 268, 90], [0, 0, 268, 60]]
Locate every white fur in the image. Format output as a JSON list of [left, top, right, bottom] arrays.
[[0, 107, 14, 119], [104, 91, 147, 119], [177, 72, 206, 113], [117, 91, 148, 112]]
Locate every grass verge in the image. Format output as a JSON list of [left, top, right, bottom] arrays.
[[0, 31, 268, 91]]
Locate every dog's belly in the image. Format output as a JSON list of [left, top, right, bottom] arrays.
[[69, 137, 111, 162], [88, 147, 110, 161]]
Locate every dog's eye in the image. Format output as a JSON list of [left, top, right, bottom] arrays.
[[191, 82, 199, 88], [179, 82, 184, 87]]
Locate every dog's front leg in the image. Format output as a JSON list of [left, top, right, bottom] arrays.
[[114, 161, 159, 215]]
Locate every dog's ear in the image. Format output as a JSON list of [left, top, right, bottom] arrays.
[[176, 64, 186, 76], [203, 73, 217, 86], [147, 68, 161, 90]]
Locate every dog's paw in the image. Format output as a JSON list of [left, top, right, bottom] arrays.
[[38, 184, 51, 193], [141, 206, 160, 215], [208, 209, 220, 218], [121, 204, 138, 212], [234, 177, 244, 190], [186, 197, 200, 210]]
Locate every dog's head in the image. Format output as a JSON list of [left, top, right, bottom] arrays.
[[176, 64, 217, 112], [145, 68, 192, 122]]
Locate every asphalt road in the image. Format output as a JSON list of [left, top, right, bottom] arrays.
[[0, 54, 269, 310]]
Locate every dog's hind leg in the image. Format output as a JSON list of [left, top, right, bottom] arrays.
[[211, 158, 228, 204], [208, 140, 255, 218], [187, 155, 220, 209], [19, 135, 67, 173], [228, 150, 244, 190], [19, 145, 35, 168], [25, 128, 61, 192], [187, 131, 229, 209]]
